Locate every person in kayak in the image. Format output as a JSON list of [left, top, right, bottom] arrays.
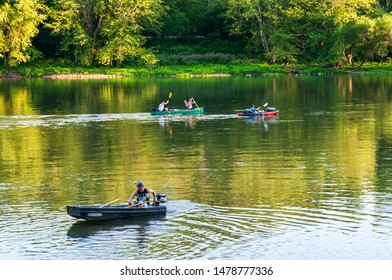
[[244, 104, 261, 114], [128, 181, 157, 207], [184, 98, 195, 110], [249, 104, 262, 112], [158, 100, 169, 111]]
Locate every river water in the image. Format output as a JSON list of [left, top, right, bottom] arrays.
[[0, 75, 392, 260]]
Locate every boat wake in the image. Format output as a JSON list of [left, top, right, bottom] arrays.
[[0, 113, 241, 130]]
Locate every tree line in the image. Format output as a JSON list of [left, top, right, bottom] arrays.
[[1, 0, 392, 69]]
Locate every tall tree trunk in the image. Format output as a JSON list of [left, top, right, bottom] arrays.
[[93, 16, 103, 44], [347, 53, 352, 66], [3, 53, 9, 69], [91, 15, 103, 60], [255, 4, 270, 60]]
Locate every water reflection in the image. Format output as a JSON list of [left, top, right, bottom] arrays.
[[158, 116, 169, 129], [239, 115, 279, 131], [2, 76, 392, 259], [157, 115, 199, 130], [67, 215, 167, 240]]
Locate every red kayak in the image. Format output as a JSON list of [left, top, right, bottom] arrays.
[[237, 107, 279, 117]]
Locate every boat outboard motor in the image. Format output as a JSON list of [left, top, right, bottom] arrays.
[[154, 193, 166, 206], [156, 193, 166, 203]]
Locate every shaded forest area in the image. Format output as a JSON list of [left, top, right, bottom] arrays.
[[1, 0, 392, 70]]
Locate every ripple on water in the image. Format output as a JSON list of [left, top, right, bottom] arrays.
[[1, 197, 392, 259], [147, 200, 392, 259], [0, 113, 243, 130]]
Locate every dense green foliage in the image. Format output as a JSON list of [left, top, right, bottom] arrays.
[[1, 0, 392, 70], [0, 0, 46, 67]]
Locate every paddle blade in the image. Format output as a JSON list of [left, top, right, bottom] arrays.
[[263, 102, 268, 107], [168, 92, 173, 99]]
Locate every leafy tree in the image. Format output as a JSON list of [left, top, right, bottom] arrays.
[[373, 14, 392, 59], [1, 0, 391, 68], [341, 14, 392, 68], [226, 0, 278, 62], [274, 0, 326, 63], [341, 16, 376, 67], [46, 0, 102, 66], [47, 0, 164, 67], [0, 0, 46, 67], [97, 0, 164, 67], [225, 0, 381, 64], [323, 0, 378, 65]]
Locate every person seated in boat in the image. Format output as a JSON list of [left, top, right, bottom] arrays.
[[244, 104, 261, 114], [158, 100, 169, 112], [128, 181, 157, 207], [184, 98, 195, 110], [249, 104, 262, 112]]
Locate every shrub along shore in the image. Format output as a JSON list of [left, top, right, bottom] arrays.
[[2, 61, 392, 79]]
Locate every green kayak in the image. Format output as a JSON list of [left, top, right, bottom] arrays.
[[151, 107, 204, 116]]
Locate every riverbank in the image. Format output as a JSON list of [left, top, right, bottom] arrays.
[[2, 61, 392, 79]]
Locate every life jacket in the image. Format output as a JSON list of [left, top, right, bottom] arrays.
[[136, 188, 149, 202]]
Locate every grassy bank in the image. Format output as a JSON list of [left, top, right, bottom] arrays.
[[2, 60, 392, 78]]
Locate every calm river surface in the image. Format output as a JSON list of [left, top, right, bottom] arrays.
[[1, 75, 392, 260]]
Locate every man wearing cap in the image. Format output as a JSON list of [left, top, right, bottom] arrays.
[[128, 181, 157, 207]]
